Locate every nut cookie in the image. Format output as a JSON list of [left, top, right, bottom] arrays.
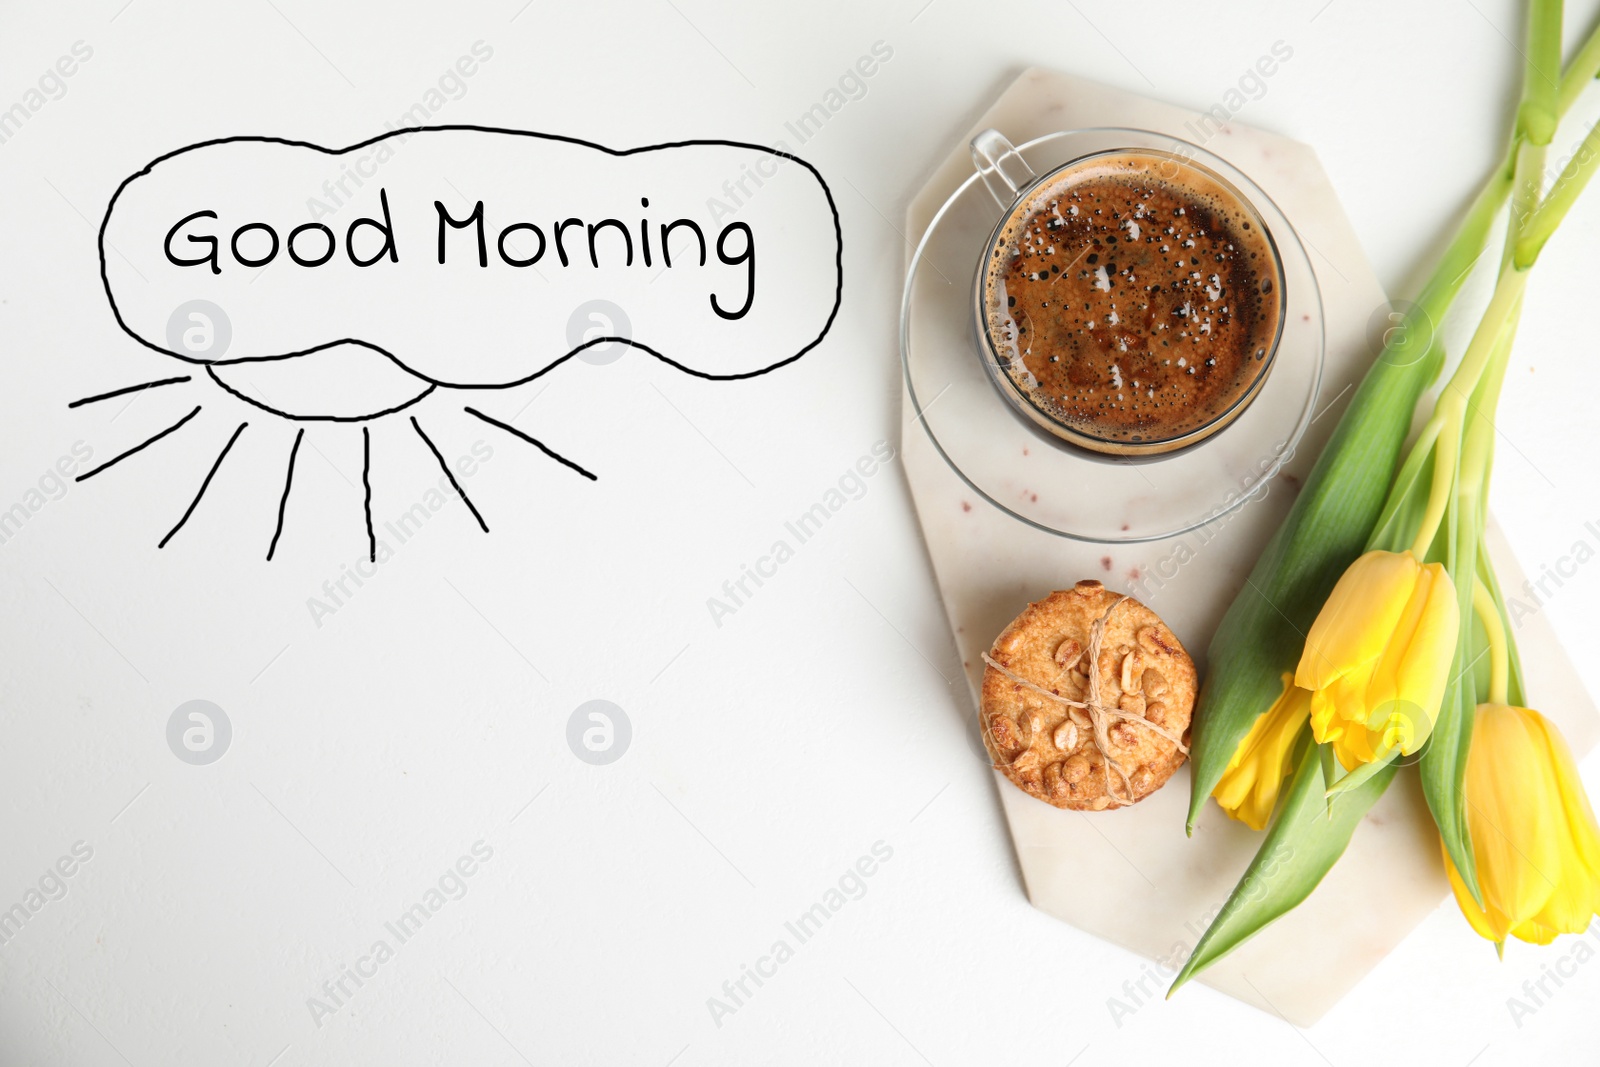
[[980, 580, 1197, 810]]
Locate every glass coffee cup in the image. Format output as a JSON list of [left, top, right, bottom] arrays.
[[969, 129, 1287, 458]]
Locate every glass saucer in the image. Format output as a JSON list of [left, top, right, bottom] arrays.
[[900, 128, 1324, 543]]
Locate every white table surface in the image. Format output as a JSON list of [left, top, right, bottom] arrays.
[[2, 1, 1598, 1064]]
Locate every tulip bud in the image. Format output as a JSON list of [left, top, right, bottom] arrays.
[[1294, 549, 1459, 769], [1445, 704, 1600, 946], [1212, 674, 1311, 830]]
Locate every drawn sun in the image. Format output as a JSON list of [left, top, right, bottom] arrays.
[[81, 128, 844, 556], [68, 325, 598, 559]]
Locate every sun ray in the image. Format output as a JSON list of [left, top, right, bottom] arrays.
[[361, 426, 375, 563], [159, 422, 247, 549], [68, 375, 192, 409], [462, 405, 598, 481], [267, 428, 305, 562], [75, 405, 203, 482], [410, 416, 488, 533]]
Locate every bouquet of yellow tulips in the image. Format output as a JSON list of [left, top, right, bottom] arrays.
[[1172, 0, 1600, 992]]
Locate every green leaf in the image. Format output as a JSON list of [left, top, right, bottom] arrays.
[[1169, 744, 1398, 996], [1424, 647, 1480, 905], [1318, 741, 1338, 799], [1421, 506, 1484, 905]]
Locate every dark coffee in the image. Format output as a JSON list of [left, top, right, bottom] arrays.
[[981, 151, 1283, 452]]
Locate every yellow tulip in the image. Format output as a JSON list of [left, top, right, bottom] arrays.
[[1445, 703, 1600, 947], [1213, 674, 1310, 830], [1294, 549, 1459, 769]]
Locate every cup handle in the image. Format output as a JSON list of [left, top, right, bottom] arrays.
[[970, 128, 1036, 209]]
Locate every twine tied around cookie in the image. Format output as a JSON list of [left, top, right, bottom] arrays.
[[981, 596, 1188, 806]]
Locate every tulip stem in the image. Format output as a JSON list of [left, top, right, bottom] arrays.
[[1399, 9, 1600, 563], [1473, 577, 1511, 706], [1517, 0, 1563, 146], [1442, 267, 1531, 412], [1406, 262, 1529, 561], [1515, 112, 1600, 267], [1456, 305, 1520, 528], [1408, 408, 1461, 559], [1502, 137, 1549, 272], [1406, 9, 1600, 348], [1458, 300, 1521, 711], [1557, 8, 1600, 115], [1478, 549, 1527, 708], [1367, 12, 1600, 563]]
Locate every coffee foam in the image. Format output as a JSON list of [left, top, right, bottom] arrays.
[[982, 151, 1284, 447]]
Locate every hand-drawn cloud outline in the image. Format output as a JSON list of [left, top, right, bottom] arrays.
[[98, 127, 844, 401]]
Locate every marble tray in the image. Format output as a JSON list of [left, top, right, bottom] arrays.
[[899, 67, 1600, 1026]]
